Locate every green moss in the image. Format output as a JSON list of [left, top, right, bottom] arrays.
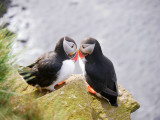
[[7, 74, 140, 120], [89, 84, 140, 120], [36, 75, 93, 120]]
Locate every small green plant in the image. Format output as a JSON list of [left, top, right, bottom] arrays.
[[0, 28, 43, 120], [0, 27, 16, 99], [0, 27, 17, 119]]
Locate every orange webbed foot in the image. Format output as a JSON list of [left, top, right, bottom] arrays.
[[57, 81, 65, 86], [87, 85, 96, 95]]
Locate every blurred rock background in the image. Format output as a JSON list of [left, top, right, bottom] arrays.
[[0, 0, 160, 119]]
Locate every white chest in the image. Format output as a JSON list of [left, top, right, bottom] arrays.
[[57, 59, 75, 82], [79, 57, 87, 75], [46, 60, 75, 91]]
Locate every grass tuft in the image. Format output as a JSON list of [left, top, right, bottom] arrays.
[[0, 27, 44, 120]]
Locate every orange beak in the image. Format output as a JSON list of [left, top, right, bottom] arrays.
[[71, 51, 78, 62], [78, 48, 88, 58]]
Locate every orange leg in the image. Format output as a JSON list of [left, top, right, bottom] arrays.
[[57, 81, 65, 85], [87, 85, 96, 95]]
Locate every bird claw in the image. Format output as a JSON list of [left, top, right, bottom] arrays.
[[87, 85, 96, 95], [57, 81, 65, 85]]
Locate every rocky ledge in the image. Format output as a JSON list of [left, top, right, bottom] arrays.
[[10, 74, 140, 120]]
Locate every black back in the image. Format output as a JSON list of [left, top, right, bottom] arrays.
[[83, 38, 118, 106]]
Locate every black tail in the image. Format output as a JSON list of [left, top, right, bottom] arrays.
[[101, 91, 118, 107], [101, 83, 118, 107], [102, 87, 118, 97], [18, 66, 38, 86]]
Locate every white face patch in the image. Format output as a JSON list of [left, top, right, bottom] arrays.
[[80, 43, 95, 55], [63, 39, 76, 55], [46, 59, 75, 91], [79, 57, 87, 75]]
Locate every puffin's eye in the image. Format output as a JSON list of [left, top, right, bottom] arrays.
[[67, 42, 75, 48], [82, 44, 89, 49], [71, 44, 74, 48]]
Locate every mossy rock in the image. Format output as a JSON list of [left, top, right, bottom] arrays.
[[10, 74, 140, 120]]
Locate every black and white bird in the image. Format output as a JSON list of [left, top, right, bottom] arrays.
[[78, 37, 119, 106], [19, 37, 78, 91]]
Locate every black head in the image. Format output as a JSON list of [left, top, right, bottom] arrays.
[[79, 37, 103, 60], [55, 36, 78, 61]]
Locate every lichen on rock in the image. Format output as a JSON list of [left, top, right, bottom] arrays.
[[9, 74, 140, 120]]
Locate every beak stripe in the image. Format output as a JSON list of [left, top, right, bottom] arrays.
[[78, 48, 88, 58], [71, 51, 78, 62]]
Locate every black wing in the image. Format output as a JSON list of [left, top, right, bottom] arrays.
[[85, 56, 118, 96], [19, 52, 62, 87]]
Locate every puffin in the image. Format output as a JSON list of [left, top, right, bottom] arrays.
[[19, 36, 78, 91], [78, 37, 119, 106]]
